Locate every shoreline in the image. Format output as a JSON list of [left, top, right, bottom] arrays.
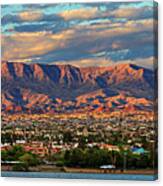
[[1, 170, 158, 181], [2, 165, 157, 175], [62, 167, 157, 175]]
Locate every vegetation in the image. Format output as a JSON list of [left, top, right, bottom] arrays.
[[2, 145, 40, 171], [63, 147, 154, 169], [2, 145, 156, 171]]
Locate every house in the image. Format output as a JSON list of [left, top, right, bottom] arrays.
[[131, 147, 146, 155], [99, 144, 120, 152]]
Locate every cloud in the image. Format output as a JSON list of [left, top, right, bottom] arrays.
[[2, 17, 154, 63], [55, 57, 114, 67], [71, 19, 154, 40], [1, 14, 21, 25], [2, 32, 56, 60], [52, 56, 156, 69], [111, 7, 153, 19], [1, 29, 76, 61], [2, 12, 64, 26], [1, 0, 155, 69], [18, 11, 43, 21], [59, 7, 99, 20], [114, 56, 156, 69], [58, 5, 153, 21]]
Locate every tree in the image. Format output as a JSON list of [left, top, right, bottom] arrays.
[[2, 145, 25, 161], [18, 153, 39, 171]]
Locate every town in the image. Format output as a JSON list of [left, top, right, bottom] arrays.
[[1, 111, 157, 173]]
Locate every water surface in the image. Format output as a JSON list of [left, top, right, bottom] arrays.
[[1, 171, 158, 181]]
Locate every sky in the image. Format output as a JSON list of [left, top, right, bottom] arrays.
[[1, 1, 158, 68]]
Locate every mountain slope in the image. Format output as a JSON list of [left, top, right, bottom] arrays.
[[1, 61, 155, 113]]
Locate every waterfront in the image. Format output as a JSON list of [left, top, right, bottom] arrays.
[[1, 171, 158, 181]]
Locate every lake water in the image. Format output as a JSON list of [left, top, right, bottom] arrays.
[[1, 171, 158, 181]]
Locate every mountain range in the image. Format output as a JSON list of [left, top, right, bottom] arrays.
[[1, 61, 156, 114]]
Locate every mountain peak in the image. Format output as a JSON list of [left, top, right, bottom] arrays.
[[2, 61, 154, 114]]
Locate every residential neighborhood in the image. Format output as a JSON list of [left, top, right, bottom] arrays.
[[1, 111, 157, 172]]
